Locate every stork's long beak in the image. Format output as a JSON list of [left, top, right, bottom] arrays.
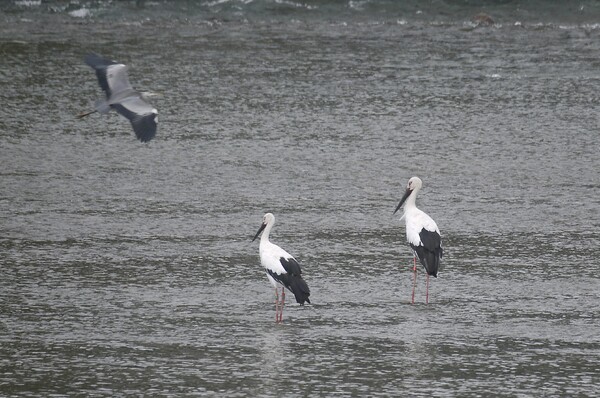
[[393, 188, 412, 214], [252, 222, 267, 242]]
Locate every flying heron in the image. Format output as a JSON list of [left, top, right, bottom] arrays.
[[79, 53, 158, 143]]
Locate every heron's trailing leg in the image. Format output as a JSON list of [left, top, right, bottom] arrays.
[[411, 256, 417, 304], [77, 99, 111, 119], [76, 110, 97, 118]]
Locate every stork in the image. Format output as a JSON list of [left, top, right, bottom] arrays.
[[394, 177, 443, 304], [252, 213, 311, 323]]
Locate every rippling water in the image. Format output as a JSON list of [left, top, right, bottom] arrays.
[[1, 0, 599, 396]]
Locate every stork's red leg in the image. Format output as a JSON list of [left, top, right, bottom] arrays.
[[280, 288, 285, 323], [411, 256, 417, 304], [426, 274, 430, 304], [274, 288, 280, 323]]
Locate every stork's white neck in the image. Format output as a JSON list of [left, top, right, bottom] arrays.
[[404, 188, 419, 210], [260, 221, 273, 244]]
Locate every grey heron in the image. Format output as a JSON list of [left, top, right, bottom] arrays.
[[79, 53, 158, 143]]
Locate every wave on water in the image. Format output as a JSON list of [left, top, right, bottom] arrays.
[[3, 0, 600, 26]]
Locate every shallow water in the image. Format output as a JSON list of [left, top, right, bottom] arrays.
[[1, 1, 599, 396]]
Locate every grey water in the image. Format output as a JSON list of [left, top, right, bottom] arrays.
[[1, 0, 599, 396]]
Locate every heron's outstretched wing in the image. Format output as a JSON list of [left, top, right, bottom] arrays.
[[85, 53, 132, 99], [85, 53, 117, 69], [112, 97, 158, 142]]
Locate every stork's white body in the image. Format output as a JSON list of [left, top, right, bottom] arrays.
[[401, 197, 442, 257], [259, 238, 295, 289]]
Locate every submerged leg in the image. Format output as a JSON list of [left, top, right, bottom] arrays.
[[411, 256, 417, 304]]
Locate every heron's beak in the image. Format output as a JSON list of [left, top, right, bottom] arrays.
[[252, 222, 267, 242], [393, 188, 412, 214]]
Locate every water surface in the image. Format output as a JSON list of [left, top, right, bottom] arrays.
[[1, 1, 599, 396]]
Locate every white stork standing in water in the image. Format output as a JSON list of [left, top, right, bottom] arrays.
[[78, 53, 158, 143], [394, 177, 443, 304], [252, 213, 311, 323]]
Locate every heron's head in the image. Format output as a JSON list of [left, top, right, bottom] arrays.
[[140, 91, 163, 100]]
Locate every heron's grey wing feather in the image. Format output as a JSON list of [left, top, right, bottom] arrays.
[[105, 64, 133, 98], [84, 54, 132, 99], [85, 53, 118, 69], [85, 53, 119, 98], [112, 97, 158, 143]]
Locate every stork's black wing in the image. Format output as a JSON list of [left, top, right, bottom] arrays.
[[264, 256, 310, 305], [280, 257, 302, 276], [410, 228, 443, 277]]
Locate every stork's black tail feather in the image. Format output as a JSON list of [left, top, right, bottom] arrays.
[[412, 245, 443, 277], [412, 229, 443, 277], [287, 275, 311, 305], [423, 249, 441, 277]]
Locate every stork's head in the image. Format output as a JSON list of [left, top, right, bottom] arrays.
[[394, 176, 422, 214], [406, 176, 422, 192], [252, 213, 275, 241], [262, 213, 275, 226]]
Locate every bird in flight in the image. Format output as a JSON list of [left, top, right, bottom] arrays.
[[79, 53, 158, 143]]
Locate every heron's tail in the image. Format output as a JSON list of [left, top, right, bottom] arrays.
[[94, 99, 111, 114], [287, 275, 311, 305]]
